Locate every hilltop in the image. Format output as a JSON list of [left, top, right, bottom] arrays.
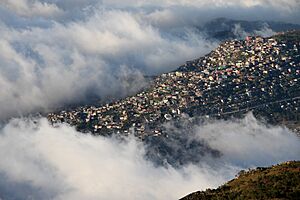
[[48, 31, 300, 138], [180, 161, 300, 200]]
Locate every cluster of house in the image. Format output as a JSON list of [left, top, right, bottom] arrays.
[[48, 34, 300, 138]]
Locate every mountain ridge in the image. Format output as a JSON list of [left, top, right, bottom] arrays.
[[201, 18, 300, 40]]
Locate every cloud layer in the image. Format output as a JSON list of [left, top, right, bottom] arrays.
[[0, 2, 217, 120], [0, 114, 299, 200]]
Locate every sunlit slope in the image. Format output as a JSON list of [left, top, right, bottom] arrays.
[[180, 161, 300, 200]]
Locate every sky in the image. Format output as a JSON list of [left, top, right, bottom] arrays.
[[0, 1, 300, 199]]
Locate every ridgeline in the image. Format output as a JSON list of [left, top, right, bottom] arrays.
[[180, 161, 300, 200]]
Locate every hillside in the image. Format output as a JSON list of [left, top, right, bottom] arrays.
[[48, 31, 300, 138], [201, 18, 300, 40], [180, 161, 300, 200]]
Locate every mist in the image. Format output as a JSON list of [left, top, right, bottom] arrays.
[[0, 114, 299, 200]]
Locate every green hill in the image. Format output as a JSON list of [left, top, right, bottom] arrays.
[[180, 161, 300, 200]]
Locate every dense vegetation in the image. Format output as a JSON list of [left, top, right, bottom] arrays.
[[180, 161, 300, 200], [274, 30, 300, 42]]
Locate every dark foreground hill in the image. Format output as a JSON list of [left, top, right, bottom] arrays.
[[180, 161, 300, 200]]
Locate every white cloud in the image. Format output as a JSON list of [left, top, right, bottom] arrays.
[[194, 114, 300, 167], [0, 114, 299, 199], [0, 118, 226, 200], [2, 0, 63, 18], [232, 23, 276, 39], [0, 7, 216, 120], [101, 0, 299, 9]]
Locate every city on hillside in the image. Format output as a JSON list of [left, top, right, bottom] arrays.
[[48, 31, 300, 139]]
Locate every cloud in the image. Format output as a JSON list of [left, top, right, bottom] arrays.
[[102, 0, 300, 10], [0, 6, 217, 120], [0, 114, 299, 200], [102, 0, 300, 24], [194, 114, 300, 167], [0, 118, 226, 200], [232, 23, 276, 39], [253, 25, 277, 37], [2, 0, 63, 18]]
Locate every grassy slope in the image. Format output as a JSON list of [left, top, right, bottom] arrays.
[[180, 161, 300, 200]]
